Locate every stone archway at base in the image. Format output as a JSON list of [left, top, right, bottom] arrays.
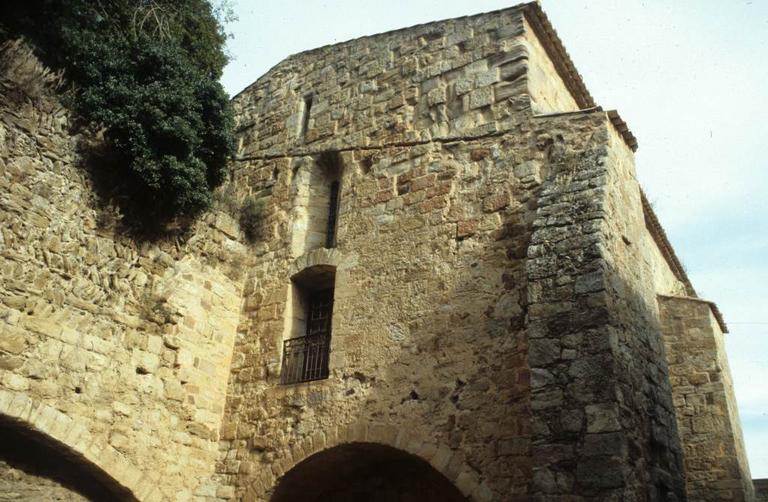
[[244, 422, 494, 501], [0, 414, 131, 501], [0, 390, 161, 501], [271, 442, 466, 502]]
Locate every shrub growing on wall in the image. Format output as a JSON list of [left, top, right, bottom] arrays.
[[1, 0, 235, 224], [239, 196, 264, 243]]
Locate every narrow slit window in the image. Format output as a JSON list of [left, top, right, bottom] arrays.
[[325, 181, 340, 248], [301, 94, 313, 139], [291, 151, 342, 255]]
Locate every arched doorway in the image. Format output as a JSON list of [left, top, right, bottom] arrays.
[[0, 415, 135, 501], [271, 442, 467, 502]]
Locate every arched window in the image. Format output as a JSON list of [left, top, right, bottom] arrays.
[[280, 265, 336, 384], [290, 152, 342, 256]]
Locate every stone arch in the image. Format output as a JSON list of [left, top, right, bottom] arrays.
[[288, 152, 344, 256], [288, 247, 355, 314], [244, 422, 493, 501], [271, 442, 465, 502], [0, 390, 163, 501], [288, 247, 346, 277]]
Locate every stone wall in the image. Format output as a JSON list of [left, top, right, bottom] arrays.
[[217, 2, 720, 500], [524, 111, 623, 498], [215, 132, 539, 500], [523, 110, 689, 500], [0, 3, 756, 501], [217, 106, 704, 502], [232, 3, 591, 160], [0, 44, 245, 500], [660, 296, 754, 501], [755, 479, 768, 501], [599, 123, 690, 498], [521, 16, 579, 114]]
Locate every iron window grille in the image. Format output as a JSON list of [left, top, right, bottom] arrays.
[[280, 289, 333, 384], [279, 334, 330, 384]]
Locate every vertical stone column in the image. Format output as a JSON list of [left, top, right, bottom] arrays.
[[659, 295, 754, 502], [526, 140, 630, 499], [525, 114, 688, 500]]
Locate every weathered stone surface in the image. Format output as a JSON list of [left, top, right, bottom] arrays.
[[0, 3, 755, 502], [660, 296, 755, 501], [755, 479, 768, 501], [0, 42, 244, 501], [0, 460, 90, 502], [576, 456, 624, 489]]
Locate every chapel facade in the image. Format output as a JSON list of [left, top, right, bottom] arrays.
[[0, 2, 756, 501]]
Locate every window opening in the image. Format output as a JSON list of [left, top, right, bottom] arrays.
[[281, 266, 335, 385], [306, 289, 333, 337], [326, 181, 340, 248], [290, 152, 343, 255], [301, 94, 313, 140]]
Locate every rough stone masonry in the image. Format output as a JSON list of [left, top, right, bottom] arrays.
[[0, 2, 756, 501]]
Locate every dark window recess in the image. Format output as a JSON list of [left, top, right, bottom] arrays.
[[325, 181, 340, 248], [301, 94, 313, 139], [280, 289, 333, 384]]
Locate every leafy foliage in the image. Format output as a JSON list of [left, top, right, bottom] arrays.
[[1, 0, 235, 224]]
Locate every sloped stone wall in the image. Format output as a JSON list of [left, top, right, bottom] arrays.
[[598, 124, 689, 499], [524, 112, 625, 498]]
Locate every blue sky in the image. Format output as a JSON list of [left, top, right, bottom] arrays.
[[220, 0, 768, 477]]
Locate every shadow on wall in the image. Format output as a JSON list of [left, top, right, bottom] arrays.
[[214, 115, 701, 500], [0, 415, 136, 501], [524, 141, 688, 500], [249, 215, 688, 500], [222, 142, 537, 500], [271, 442, 467, 502], [526, 260, 688, 499]]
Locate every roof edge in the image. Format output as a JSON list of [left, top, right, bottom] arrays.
[[230, 2, 601, 107], [641, 191, 695, 297], [607, 110, 638, 152], [521, 3, 596, 109], [657, 294, 729, 334], [282, 3, 529, 62]]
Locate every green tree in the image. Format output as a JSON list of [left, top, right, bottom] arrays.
[[1, 0, 236, 225]]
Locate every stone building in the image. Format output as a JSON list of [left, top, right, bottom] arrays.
[[0, 2, 758, 501]]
